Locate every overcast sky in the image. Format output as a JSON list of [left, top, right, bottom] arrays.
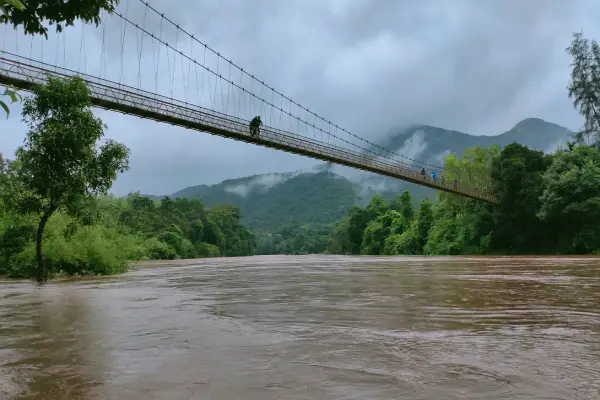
[[1, 0, 597, 195]]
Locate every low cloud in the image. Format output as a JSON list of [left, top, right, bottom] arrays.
[[397, 129, 428, 161], [429, 150, 452, 166], [222, 162, 336, 197], [224, 173, 290, 197], [544, 137, 570, 154]]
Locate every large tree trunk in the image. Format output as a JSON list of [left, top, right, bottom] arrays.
[[36, 201, 57, 284]]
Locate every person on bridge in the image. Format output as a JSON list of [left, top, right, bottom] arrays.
[[249, 116, 262, 138], [432, 170, 437, 183], [421, 168, 426, 179]]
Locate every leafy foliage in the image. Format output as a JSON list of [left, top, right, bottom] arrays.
[[0, 0, 25, 15], [17, 76, 130, 210], [489, 143, 552, 253], [1, 86, 22, 118], [538, 146, 600, 253], [255, 224, 332, 255], [117, 194, 255, 258], [566, 32, 600, 146], [13, 76, 129, 282], [0, 0, 118, 36]]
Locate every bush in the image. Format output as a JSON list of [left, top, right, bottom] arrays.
[[158, 229, 195, 259], [8, 213, 146, 278], [143, 237, 177, 260], [195, 242, 221, 257], [0, 213, 37, 276]]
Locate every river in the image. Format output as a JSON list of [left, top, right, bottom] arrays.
[[1, 255, 599, 399]]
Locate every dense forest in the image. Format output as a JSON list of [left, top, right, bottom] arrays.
[[322, 142, 600, 256], [255, 143, 600, 256], [2, 0, 600, 282]]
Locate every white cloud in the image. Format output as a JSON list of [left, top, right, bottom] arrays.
[[224, 173, 290, 197]]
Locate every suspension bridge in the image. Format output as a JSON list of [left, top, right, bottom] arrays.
[[0, 1, 496, 204]]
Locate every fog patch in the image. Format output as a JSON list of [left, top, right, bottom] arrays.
[[429, 150, 452, 166], [223, 163, 344, 197], [396, 129, 428, 161], [224, 173, 290, 197], [544, 137, 570, 154]]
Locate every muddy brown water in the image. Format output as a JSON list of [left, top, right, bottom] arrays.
[[1, 255, 599, 399]]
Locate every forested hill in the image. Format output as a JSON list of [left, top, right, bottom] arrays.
[[172, 171, 357, 230], [375, 118, 571, 167], [151, 118, 573, 230]]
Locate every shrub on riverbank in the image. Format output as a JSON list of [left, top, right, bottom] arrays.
[[0, 212, 142, 278], [0, 194, 257, 279]]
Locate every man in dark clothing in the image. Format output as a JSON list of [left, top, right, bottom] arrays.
[[249, 116, 262, 138]]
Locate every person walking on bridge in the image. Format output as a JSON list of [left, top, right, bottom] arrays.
[[249, 116, 262, 138], [421, 168, 426, 179], [432, 170, 437, 183]]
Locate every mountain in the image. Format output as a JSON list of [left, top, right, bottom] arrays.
[[352, 117, 573, 195], [158, 118, 574, 230], [173, 171, 357, 230], [376, 118, 569, 167]]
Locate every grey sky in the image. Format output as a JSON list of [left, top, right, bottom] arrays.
[[0, 0, 596, 195]]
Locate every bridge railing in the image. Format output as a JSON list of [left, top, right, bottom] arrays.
[[0, 52, 496, 203]]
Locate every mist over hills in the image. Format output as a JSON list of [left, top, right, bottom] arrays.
[[342, 117, 572, 198], [376, 118, 569, 167], [146, 118, 573, 230]]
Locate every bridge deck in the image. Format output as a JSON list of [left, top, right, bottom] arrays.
[[0, 54, 496, 204]]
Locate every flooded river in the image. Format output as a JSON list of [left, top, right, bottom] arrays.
[[1, 255, 600, 399]]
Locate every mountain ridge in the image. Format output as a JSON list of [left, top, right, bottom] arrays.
[[142, 118, 574, 230]]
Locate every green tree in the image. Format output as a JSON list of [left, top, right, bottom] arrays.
[[390, 190, 414, 221], [1, 86, 23, 118], [328, 216, 352, 254], [346, 207, 368, 253], [566, 32, 600, 146], [415, 199, 434, 249], [0, 0, 118, 36], [14, 76, 129, 282], [266, 224, 333, 255], [0, 0, 25, 15], [538, 145, 600, 253], [209, 204, 255, 256], [490, 143, 551, 253], [118, 192, 157, 233], [442, 145, 500, 203], [361, 211, 398, 255]]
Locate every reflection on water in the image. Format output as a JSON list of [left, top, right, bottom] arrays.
[[1, 255, 600, 399]]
